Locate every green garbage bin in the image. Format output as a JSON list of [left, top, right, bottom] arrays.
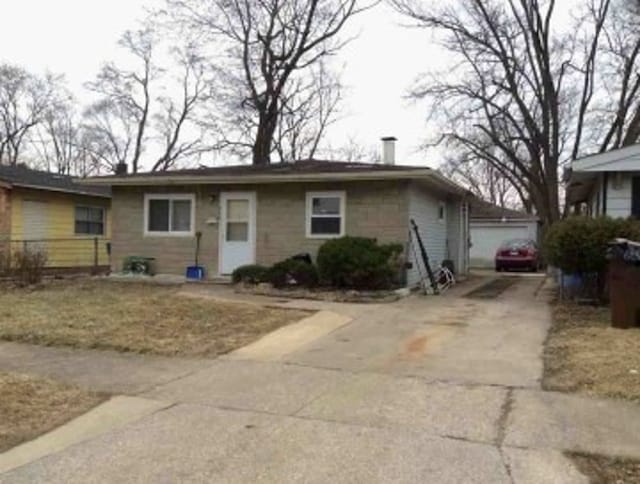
[[122, 256, 156, 276]]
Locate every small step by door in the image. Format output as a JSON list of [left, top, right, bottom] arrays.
[[219, 192, 256, 275]]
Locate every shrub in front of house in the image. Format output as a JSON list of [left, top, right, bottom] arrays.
[[11, 248, 48, 286], [316, 236, 404, 290], [544, 216, 640, 274], [267, 258, 319, 288], [0, 249, 10, 277], [231, 264, 269, 284]]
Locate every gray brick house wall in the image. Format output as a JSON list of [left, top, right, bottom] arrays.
[[111, 180, 410, 276]]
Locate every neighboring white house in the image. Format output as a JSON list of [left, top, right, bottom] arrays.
[[565, 144, 640, 218], [469, 198, 539, 268]]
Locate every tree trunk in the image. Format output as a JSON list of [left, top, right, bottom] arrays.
[[252, 107, 278, 165]]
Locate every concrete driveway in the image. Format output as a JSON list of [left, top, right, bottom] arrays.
[[2, 276, 640, 483]]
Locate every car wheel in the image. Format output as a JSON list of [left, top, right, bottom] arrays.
[[495, 266, 502, 272]]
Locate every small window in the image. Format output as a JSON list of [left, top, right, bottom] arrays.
[[438, 202, 446, 222], [75, 206, 105, 235], [225, 199, 250, 242], [306, 191, 346, 238], [144, 194, 195, 236]]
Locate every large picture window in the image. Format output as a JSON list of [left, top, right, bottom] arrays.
[[75, 206, 105, 235], [306, 191, 346, 238], [144, 194, 195, 236]]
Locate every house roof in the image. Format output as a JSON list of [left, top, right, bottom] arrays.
[[470, 197, 538, 221], [83, 159, 469, 196], [566, 144, 640, 203], [0, 164, 111, 198], [571, 144, 640, 173]]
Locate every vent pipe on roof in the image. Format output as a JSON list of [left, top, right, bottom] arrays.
[[381, 137, 397, 165]]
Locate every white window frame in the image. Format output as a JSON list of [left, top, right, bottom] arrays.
[[305, 191, 346, 239], [143, 193, 196, 237], [74, 205, 106, 236]]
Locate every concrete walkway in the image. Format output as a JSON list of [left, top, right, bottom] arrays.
[[2, 276, 640, 483]]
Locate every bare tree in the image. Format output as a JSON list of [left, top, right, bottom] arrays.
[[442, 155, 525, 211], [166, 0, 371, 165], [0, 65, 59, 165], [323, 135, 381, 162], [81, 99, 135, 173], [85, 28, 156, 173], [392, 0, 640, 226], [151, 45, 214, 171], [593, 0, 640, 151], [274, 63, 343, 161], [31, 87, 89, 175]]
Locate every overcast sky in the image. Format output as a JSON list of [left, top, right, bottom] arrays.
[[0, 1, 448, 168]]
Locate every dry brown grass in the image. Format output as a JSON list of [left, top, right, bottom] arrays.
[[0, 280, 309, 357], [0, 372, 105, 453], [568, 452, 640, 484], [544, 302, 640, 402]]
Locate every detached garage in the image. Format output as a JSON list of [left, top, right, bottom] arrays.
[[469, 199, 539, 268]]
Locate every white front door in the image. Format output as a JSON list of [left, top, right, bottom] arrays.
[[219, 192, 256, 275]]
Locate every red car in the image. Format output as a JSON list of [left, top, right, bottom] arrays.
[[495, 239, 541, 272]]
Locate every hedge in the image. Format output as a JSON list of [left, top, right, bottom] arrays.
[[316, 236, 404, 290], [544, 216, 640, 274]]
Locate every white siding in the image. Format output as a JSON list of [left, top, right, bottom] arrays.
[[446, 199, 470, 275], [447, 199, 461, 270], [605, 172, 639, 219], [584, 172, 639, 218], [407, 184, 449, 287]]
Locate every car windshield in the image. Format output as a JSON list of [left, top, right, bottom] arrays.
[[501, 239, 534, 250]]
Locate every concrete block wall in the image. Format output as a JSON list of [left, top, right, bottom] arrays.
[[111, 180, 410, 277]]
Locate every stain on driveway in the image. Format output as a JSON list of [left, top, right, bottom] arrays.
[[465, 277, 519, 299]]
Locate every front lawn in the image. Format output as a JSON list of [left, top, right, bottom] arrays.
[[543, 302, 640, 402], [0, 372, 105, 453], [568, 452, 640, 484], [0, 280, 309, 358]]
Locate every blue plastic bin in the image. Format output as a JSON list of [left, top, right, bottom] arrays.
[[186, 265, 205, 280]]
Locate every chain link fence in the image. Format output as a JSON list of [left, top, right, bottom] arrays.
[[0, 238, 110, 276]]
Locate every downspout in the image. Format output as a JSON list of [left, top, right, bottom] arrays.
[[460, 199, 469, 275], [457, 199, 465, 274], [602, 172, 609, 216]]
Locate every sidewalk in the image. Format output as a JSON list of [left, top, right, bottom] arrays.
[[1, 277, 640, 482]]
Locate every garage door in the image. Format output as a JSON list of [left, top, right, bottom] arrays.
[[470, 224, 535, 268], [22, 200, 49, 244]]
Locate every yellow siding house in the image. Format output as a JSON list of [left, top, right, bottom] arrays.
[[0, 165, 111, 271]]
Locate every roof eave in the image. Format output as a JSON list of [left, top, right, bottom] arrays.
[[471, 217, 539, 223], [12, 183, 111, 199], [79, 170, 468, 195]]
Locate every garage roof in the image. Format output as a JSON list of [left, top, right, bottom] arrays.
[[470, 198, 538, 222]]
